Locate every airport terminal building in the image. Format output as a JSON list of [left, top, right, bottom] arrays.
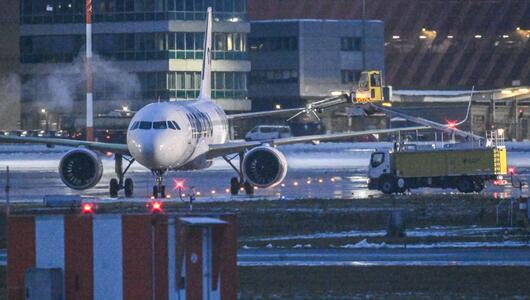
[[18, 0, 250, 129], [248, 19, 384, 110]]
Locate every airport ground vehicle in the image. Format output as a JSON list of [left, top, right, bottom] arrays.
[[368, 134, 507, 194], [245, 125, 292, 141], [350, 70, 392, 105]]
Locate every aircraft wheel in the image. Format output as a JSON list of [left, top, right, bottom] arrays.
[[244, 181, 254, 195], [457, 176, 474, 193], [124, 178, 134, 198], [110, 178, 119, 198], [230, 177, 239, 195], [380, 176, 396, 194], [160, 185, 166, 198]]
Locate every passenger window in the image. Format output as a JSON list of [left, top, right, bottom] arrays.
[[172, 121, 181, 130], [130, 121, 139, 130], [261, 127, 273, 133], [153, 121, 167, 129], [139, 121, 152, 130], [168, 121, 176, 130], [371, 153, 385, 168]]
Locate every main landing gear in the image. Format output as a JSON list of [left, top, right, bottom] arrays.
[[151, 169, 167, 199], [109, 154, 135, 198], [223, 152, 254, 196]]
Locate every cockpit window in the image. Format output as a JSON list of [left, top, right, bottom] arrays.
[[172, 121, 181, 130], [153, 121, 167, 129], [139, 121, 152, 129], [130, 121, 139, 130], [168, 121, 176, 130]]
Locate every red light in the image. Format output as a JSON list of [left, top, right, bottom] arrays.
[[82, 203, 94, 214], [508, 167, 516, 175], [148, 201, 163, 213], [172, 178, 185, 191], [447, 121, 456, 129]]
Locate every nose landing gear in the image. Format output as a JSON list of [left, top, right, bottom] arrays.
[[109, 154, 135, 198], [224, 152, 254, 196], [151, 169, 167, 199]]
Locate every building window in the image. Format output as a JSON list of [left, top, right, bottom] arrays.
[[138, 71, 247, 100], [340, 37, 362, 51], [249, 37, 298, 52], [341, 70, 361, 84], [21, 0, 246, 24], [20, 32, 247, 63], [250, 69, 299, 84]]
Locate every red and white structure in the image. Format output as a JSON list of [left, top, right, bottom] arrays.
[[7, 214, 237, 300], [85, 0, 94, 141]]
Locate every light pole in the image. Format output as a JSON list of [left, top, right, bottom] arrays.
[[41, 108, 48, 131], [361, 0, 366, 70]]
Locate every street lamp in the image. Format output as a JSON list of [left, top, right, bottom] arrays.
[[40, 108, 48, 131]]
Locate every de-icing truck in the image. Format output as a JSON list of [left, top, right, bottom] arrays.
[[367, 132, 508, 194]]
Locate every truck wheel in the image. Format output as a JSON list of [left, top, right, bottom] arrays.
[[473, 180, 485, 192], [380, 176, 396, 194], [456, 177, 474, 193]]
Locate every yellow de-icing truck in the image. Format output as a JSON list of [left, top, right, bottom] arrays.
[[367, 139, 507, 194], [350, 70, 392, 106]]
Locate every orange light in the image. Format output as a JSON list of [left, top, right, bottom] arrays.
[[82, 203, 94, 214]]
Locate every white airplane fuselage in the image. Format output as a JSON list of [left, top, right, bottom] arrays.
[[127, 99, 229, 171]]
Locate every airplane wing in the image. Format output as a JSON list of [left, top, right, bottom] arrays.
[[371, 104, 483, 140], [206, 125, 428, 159], [227, 94, 349, 121], [0, 135, 130, 155]]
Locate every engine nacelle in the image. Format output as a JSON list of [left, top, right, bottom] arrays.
[[59, 148, 103, 190], [242, 146, 288, 188]]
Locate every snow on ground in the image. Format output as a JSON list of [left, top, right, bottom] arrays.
[[248, 225, 519, 242], [336, 239, 530, 249]]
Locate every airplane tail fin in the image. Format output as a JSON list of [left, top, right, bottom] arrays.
[[199, 7, 213, 100]]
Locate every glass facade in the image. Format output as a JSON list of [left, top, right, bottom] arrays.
[[21, 0, 246, 24], [20, 0, 249, 122], [139, 71, 247, 100], [21, 32, 247, 63]]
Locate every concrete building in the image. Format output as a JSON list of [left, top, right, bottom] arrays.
[[0, 0, 21, 130], [248, 19, 384, 111], [19, 0, 250, 131]]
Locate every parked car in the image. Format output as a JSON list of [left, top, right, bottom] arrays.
[[245, 125, 292, 141]]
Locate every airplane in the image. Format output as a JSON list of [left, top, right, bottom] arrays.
[[0, 8, 430, 198]]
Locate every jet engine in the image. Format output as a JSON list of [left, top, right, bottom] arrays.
[[242, 146, 288, 188], [59, 148, 103, 190]]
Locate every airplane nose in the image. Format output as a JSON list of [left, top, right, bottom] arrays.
[[129, 131, 177, 169]]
